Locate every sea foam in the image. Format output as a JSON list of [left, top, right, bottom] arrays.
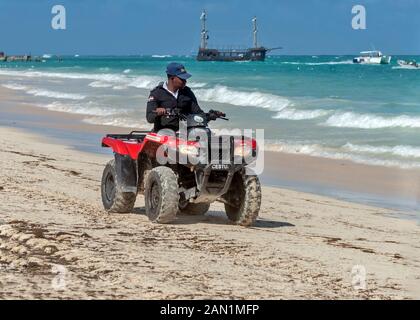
[[273, 108, 330, 120], [27, 89, 86, 100], [194, 85, 291, 112], [281, 60, 353, 66], [83, 116, 151, 129], [2, 83, 28, 91], [265, 141, 420, 169], [88, 81, 113, 88], [3, 83, 85, 100], [324, 112, 420, 129], [343, 143, 420, 159], [40, 101, 119, 116]]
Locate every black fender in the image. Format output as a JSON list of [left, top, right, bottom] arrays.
[[114, 153, 138, 194]]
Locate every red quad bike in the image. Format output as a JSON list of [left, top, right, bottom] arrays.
[[100, 109, 261, 226]]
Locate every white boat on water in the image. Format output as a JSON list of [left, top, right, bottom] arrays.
[[353, 51, 392, 64], [397, 59, 420, 69]]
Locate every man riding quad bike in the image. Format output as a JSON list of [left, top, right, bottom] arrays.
[[100, 108, 262, 227], [101, 62, 261, 226]]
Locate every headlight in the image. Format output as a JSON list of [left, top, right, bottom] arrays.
[[234, 145, 252, 158], [179, 144, 199, 156]]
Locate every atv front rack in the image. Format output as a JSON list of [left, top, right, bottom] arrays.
[[105, 130, 150, 141]]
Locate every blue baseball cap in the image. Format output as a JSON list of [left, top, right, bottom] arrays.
[[166, 62, 191, 80]]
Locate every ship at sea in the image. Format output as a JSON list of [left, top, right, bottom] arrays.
[[196, 10, 281, 62], [0, 51, 42, 62]]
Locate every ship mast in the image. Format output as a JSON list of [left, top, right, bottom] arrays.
[[200, 10, 209, 49], [252, 16, 258, 48]]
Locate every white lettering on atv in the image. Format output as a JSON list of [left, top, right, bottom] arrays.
[[245, 128, 264, 175], [153, 120, 265, 174]]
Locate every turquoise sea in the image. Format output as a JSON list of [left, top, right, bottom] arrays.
[[1, 55, 420, 169]]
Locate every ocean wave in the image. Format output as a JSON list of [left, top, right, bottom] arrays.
[[83, 116, 151, 129], [127, 76, 161, 89], [188, 82, 207, 88], [265, 141, 420, 169], [324, 112, 420, 129], [0, 69, 162, 90], [123, 69, 132, 74], [281, 60, 353, 66], [112, 85, 128, 90], [0, 68, 208, 94], [392, 66, 420, 70], [1, 69, 293, 113], [27, 89, 86, 100], [88, 81, 113, 88], [3, 82, 86, 100], [152, 55, 172, 58], [0, 69, 127, 82], [265, 142, 322, 155], [343, 143, 420, 159], [40, 101, 119, 116], [194, 85, 291, 112], [2, 83, 28, 91], [273, 108, 330, 120]]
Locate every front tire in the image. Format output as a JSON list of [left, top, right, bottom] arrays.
[[145, 166, 179, 224], [224, 173, 261, 227], [101, 159, 137, 213]]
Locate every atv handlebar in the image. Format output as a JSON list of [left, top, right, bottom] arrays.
[[207, 109, 228, 121], [153, 108, 228, 121]]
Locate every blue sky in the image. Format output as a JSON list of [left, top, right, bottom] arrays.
[[0, 0, 419, 55]]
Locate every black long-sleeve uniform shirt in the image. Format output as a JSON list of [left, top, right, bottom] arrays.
[[146, 82, 204, 132]]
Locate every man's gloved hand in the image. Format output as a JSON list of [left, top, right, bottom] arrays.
[[208, 109, 226, 120], [155, 107, 166, 116]]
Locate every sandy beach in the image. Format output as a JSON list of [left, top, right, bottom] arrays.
[[1, 86, 420, 299]]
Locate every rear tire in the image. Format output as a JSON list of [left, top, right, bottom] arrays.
[[179, 202, 210, 215], [145, 166, 179, 224], [224, 173, 261, 227], [101, 160, 137, 213]]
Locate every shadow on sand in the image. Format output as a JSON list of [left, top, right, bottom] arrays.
[[132, 207, 295, 228]]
